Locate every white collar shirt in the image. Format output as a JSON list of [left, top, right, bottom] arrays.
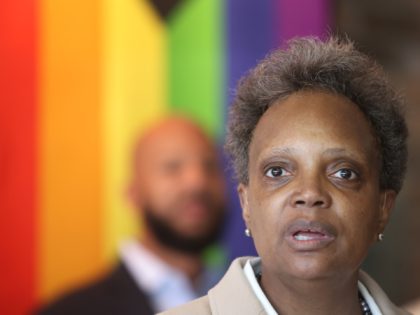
[[119, 240, 198, 312], [243, 258, 383, 315]]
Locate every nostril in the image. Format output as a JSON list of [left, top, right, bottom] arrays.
[[293, 199, 326, 207]]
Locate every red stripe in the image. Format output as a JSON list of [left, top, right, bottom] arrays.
[[0, 1, 38, 314]]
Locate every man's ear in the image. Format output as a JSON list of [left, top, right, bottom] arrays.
[[378, 189, 397, 233], [125, 180, 144, 215], [238, 183, 251, 228]]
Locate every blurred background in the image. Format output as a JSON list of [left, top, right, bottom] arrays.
[[0, 0, 419, 314]]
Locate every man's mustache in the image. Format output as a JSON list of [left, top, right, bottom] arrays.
[[176, 190, 215, 207]]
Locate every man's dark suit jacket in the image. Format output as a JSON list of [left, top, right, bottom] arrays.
[[37, 263, 155, 315]]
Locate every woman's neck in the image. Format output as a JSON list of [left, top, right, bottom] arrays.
[[260, 269, 362, 315]]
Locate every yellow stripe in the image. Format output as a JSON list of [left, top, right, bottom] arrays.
[[102, 0, 167, 262], [38, 0, 105, 301]]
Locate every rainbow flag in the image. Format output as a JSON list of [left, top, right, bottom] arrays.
[[0, 0, 330, 313]]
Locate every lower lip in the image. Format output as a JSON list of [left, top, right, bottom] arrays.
[[286, 233, 335, 251]]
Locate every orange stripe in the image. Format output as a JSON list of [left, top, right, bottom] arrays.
[[38, 0, 105, 302]]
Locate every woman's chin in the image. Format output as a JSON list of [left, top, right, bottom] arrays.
[[278, 255, 346, 282]]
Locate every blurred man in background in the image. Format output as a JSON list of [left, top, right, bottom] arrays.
[[38, 117, 227, 315]]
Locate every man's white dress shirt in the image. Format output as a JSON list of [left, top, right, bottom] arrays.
[[120, 239, 222, 312]]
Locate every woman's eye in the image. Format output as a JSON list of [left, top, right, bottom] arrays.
[[332, 168, 358, 180], [265, 167, 290, 178]]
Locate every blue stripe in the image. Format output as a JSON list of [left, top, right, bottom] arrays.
[[223, 0, 278, 261]]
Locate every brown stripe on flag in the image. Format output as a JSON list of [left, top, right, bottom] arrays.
[[148, 0, 184, 19]]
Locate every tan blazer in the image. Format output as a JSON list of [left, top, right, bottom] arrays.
[[159, 257, 411, 315], [403, 298, 420, 315]]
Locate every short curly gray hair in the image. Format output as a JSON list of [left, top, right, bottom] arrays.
[[225, 36, 408, 192]]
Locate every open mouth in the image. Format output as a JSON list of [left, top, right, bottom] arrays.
[[286, 219, 337, 251], [293, 230, 328, 241]]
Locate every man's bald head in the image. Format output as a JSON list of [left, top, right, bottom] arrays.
[[129, 117, 226, 254], [133, 118, 215, 175]]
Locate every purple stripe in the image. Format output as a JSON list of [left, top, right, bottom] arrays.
[[223, 0, 278, 261], [223, 0, 332, 261], [226, 0, 277, 102], [276, 0, 331, 42]]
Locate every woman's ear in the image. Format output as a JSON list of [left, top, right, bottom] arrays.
[[238, 183, 251, 228], [378, 189, 397, 233]]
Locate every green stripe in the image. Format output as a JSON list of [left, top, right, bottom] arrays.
[[168, 0, 224, 138]]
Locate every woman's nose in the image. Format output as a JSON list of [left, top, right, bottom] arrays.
[[289, 175, 332, 209]]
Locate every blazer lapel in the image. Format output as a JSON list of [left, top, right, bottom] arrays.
[[208, 257, 267, 315], [359, 271, 411, 315]]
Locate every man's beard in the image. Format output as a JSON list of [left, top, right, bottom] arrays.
[[143, 205, 225, 255]]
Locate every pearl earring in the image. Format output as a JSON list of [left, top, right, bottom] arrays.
[[378, 233, 384, 241], [245, 228, 252, 237]]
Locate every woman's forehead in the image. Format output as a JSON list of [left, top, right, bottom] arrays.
[[249, 91, 378, 163]]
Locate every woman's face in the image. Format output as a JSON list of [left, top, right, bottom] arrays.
[[239, 90, 396, 281]]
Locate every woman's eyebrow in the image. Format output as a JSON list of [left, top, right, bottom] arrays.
[[323, 148, 348, 155], [269, 147, 296, 156], [322, 148, 368, 162], [267, 147, 367, 160], [269, 147, 357, 157], [256, 147, 296, 166]]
